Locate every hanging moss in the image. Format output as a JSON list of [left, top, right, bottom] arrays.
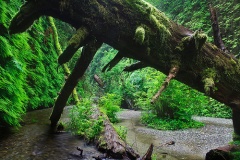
[[134, 26, 145, 45], [201, 68, 217, 95]]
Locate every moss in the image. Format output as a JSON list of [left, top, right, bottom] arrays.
[[175, 37, 191, 52], [126, 0, 171, 49], [193, 30, 207, 51], [175, 31, 207, 53], [134, 26, 145, 45], [201, 68, 217, 95], [68, 27, 89, 48]]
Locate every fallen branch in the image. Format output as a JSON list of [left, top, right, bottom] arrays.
[[141, 144, 153, 160], [94, 74, 104, 88], [151, 67, 179, 104], [50, 39, 102, 128]]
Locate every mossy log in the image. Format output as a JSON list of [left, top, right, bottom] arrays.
[[9, 0, 240, 136], [93, 108, 140, 159]]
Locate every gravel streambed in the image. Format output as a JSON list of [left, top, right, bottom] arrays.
[[117, 110, 233, 160]]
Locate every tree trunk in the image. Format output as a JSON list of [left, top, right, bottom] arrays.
[[49, 39, 102, 127], [47, 16, 80, 105], [9, 0, 240, 136]]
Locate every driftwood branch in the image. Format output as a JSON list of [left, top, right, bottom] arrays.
[[151, 67, 179, 104]]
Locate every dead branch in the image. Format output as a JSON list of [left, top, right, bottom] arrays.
[[151, 67, 179, 104]]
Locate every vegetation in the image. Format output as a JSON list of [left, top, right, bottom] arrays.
[[0, 1, 64, 127], [0, 0, 239, 159], [68, 99, 103, 141]]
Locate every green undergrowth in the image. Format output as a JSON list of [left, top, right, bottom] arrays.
[[68, 98, 103, 141], [68, 97, 127, 141], [141, 112, 204, 130], [99, 93, 121, 123], [0, 1, 64, 127]]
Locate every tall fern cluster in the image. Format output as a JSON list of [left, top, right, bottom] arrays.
[[0, 1, 64, 127]]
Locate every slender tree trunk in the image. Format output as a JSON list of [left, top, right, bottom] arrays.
[[50, 39, 102, 127], [47, 16, 80, 105]]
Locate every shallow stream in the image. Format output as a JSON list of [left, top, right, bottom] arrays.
[[0, 108, 233, 160]]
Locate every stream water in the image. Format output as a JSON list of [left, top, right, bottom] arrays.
[[0, 108, 233, 160], [0, 108, 102, 160]]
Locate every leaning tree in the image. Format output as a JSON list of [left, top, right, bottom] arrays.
[[9, 0, 240, 154]]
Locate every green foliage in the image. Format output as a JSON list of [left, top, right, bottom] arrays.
[[68, 99, 103, 141], [0, 0, 64, 127], [99, 93, 121, 123], [134, 67, 230, 130], [114, 125, 127, 140], [141, 113, 204, 130], [146, 0, 239, 55]]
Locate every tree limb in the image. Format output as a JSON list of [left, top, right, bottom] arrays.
[[50, 39, 102, 127], [102, 52, 124, 72], [151, 67, 179, 104], [124, 61, 147, 72], [58, 26, 89, 65]]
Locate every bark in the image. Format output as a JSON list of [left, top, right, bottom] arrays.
[[102, 52, 123, 72], [9, 0, 240, 136], [48, 16, 80, 105], [124, 61, 147, 72], [205, 145, 239, 160], [50, 39, 102, 127], [151, 67, 179, 104], [94, 74, 104, 88], [93, 108, 140, 159]]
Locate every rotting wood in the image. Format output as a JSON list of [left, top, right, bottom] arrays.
[[93, 108, 140, 159]]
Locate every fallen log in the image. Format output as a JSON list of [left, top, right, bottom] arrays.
[[9, 0, 240, 137], [93, 108, 140, 159], [205, 145, 240, 160]]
